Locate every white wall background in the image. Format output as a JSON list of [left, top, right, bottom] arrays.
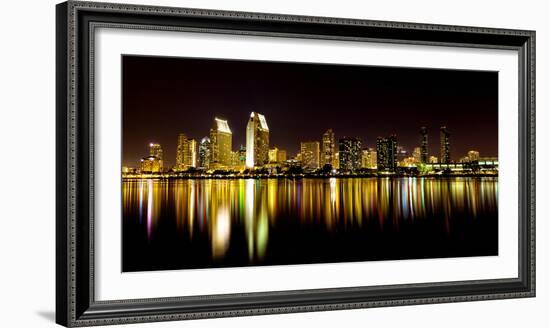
[[0, 0, 546, 327]]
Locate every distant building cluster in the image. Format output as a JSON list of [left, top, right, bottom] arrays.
[[125, 113, 497, 176]]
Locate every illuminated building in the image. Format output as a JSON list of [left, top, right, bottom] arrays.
[[246, 112, 270, 168], [339, 137, 362, 172], [334, 152, 339, 169], [361, 148, 377, 169], [238, 145, 247, 166], [210, 118, 233, 166], [413, 147, 422, 163], [189, 139, 197, 167], [300, 141, 320, 170], [376, 135, 397, 171], [268, 147, 287, 164], [396, 146, 408, 162], [139, 156, 162, 173], [459, 156, 470, 163], [429, 155, 438, 163], [277, 149, 287, 163], [420, 126, 428, 163], [148, 143, 163, 170], [198, 137, 211, 169], [231, 151, 241, 167], [468, 150, 480, 162], [440, 126, 451, 163], [321, 129, 336, 167], [401, 157, 417, 167], [175, 133, 197, 171], [268, 147, 279, 163]]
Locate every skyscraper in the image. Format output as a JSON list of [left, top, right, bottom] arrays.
[[361, 148, 377, 169], [246, 112, 270, 168], [412, 147, 422, 164], [376, 135, 397, 171], [198, 137, 211, 169], [268, 147, 279, 163], [468, 150, 480, 162], [300, 141, 320, 170], [210, 118, 233, 167], [175, 133, 197, 171], [338, 137, 362, 172], [440, 126, 451, 164], [321, 129, 335, 168], [420, 126, 428, 163], [148, 142, 163, 170]]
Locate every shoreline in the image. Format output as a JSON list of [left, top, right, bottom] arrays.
[[122, 174, 499, 180]]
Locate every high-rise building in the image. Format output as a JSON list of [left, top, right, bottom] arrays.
[[188, 139, 197, 168], [339, 137, 362, 172], [361, 148, 377, 169], [440, 126, 451, 163], [321, 129, 336, 167], [300, 141, 320, 170], [268, 147, 288, 164], [238, 145, 247, 166], [413, 147, 422, 164], [468, 150, 480, 162], [210, 118, 233, 167], [246, 112, 270, 168], [396, 146, 408, 162], [175, 134, 197, 171], [140, 156, 162, 173], [198, 137, 211, 169], [376, 135, 397, 171], [420, 126, 428, 163], [269, 147, 279, 163], [277, 150, 287, 163], [148, 143, 163, 170]]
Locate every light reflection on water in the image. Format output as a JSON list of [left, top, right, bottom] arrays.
[[122, 177, 498, 271]]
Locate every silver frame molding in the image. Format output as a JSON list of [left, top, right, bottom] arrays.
[[56, 1, 535, 326]]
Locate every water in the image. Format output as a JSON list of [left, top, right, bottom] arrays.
[[122, 177, 498, 272]]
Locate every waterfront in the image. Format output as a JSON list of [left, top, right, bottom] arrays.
[[122, 177, 498, 272]]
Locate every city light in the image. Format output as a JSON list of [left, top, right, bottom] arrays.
[[123, 113, 498, 179]]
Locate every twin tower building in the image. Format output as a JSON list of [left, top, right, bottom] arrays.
[[174, 112, 270, 172]]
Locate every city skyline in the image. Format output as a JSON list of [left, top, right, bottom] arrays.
[[123, 55, 498, 168]]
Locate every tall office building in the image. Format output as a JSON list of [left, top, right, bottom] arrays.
[[237, 145, 247, 166], [175, 133, 197, 171], [139, 156, 162, 173], [468, 150, 480, 162], [413, 147, 422, 164], [338, 137, 362, 172], [148, 142, 163, 170], [210, 118, 233, 166], [440, 126, 451, 164], [361, 148, 377, 169], [321, 129, 336, 167], [420, 126, 428, 163], [300, 141, 320, 170], [268, 147, 288, 164], [198, 137, 211, 169], [376, 135, 397, 171], [268, 147, 279, 163], [396, 146, 408, 162], [246, 112, 270, 168]]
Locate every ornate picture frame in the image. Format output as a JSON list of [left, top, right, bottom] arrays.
[[56, 1, 535, 326]]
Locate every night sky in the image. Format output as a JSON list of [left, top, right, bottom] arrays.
[[122, 55, 498, 168]]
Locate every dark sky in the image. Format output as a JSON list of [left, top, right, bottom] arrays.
[[122, 55, 498, 167]]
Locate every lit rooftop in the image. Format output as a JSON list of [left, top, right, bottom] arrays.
[[214, 118, 232, 134]]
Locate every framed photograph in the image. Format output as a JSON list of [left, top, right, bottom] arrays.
[[56, 1, 535, 326]]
